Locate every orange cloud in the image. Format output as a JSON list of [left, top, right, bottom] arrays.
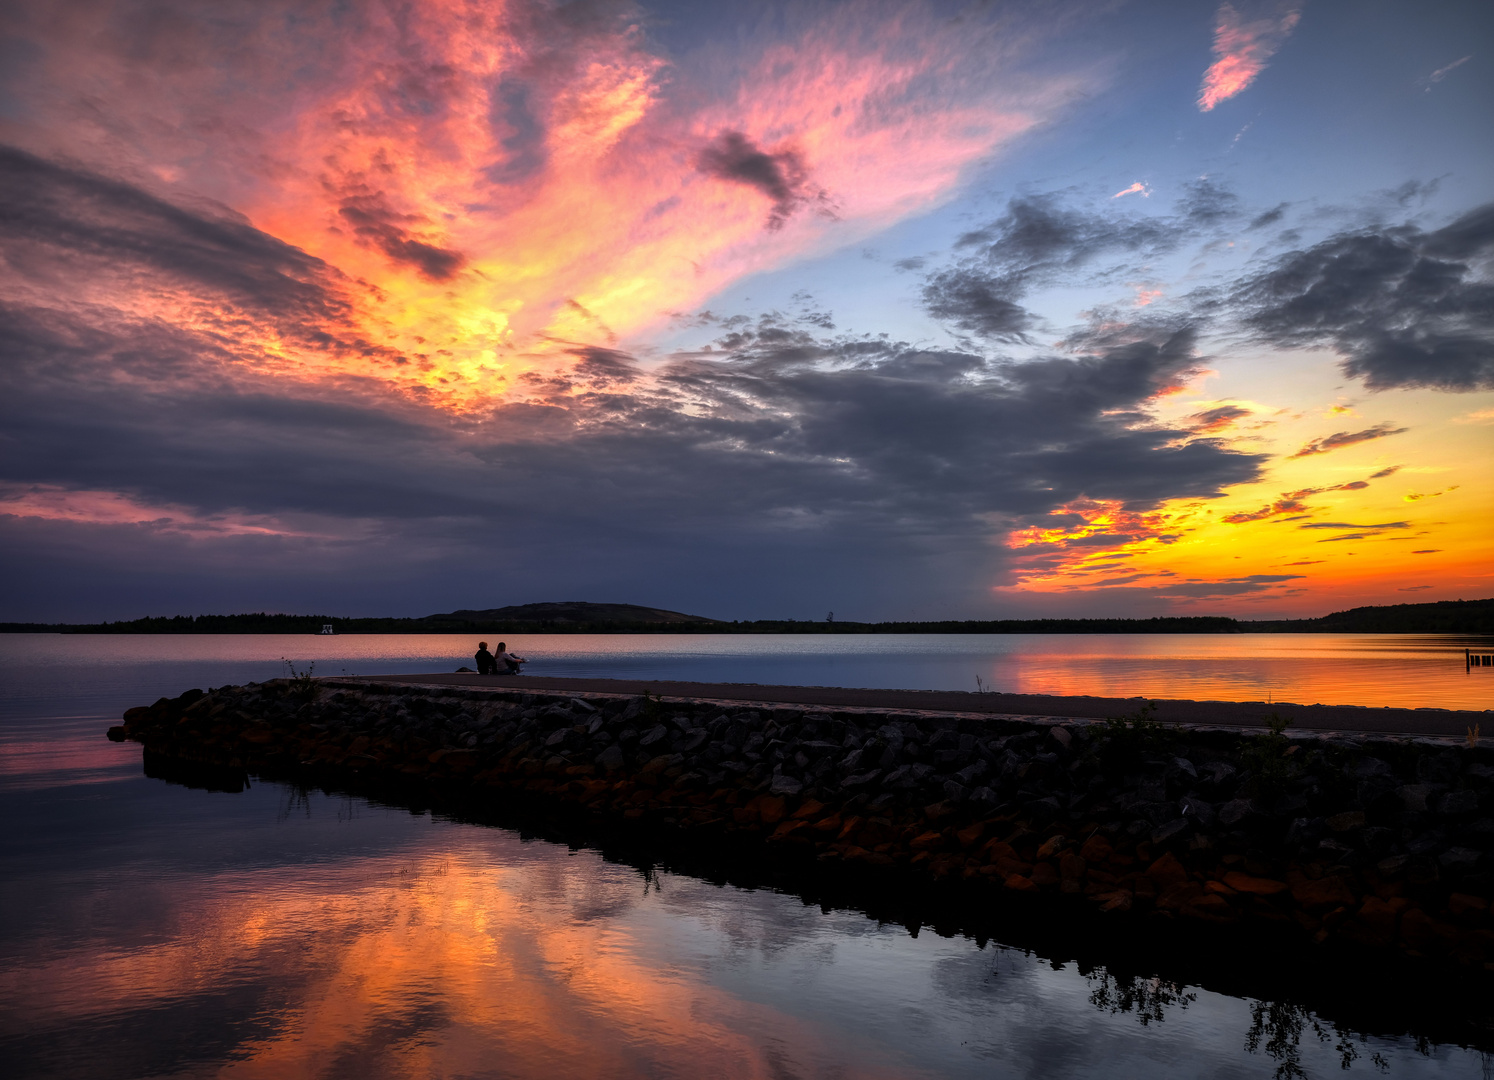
[[6, 1, 1084, 413], [1111, 181, 1150, 199], [1197, 3, 1301, 112], [1289, 422, 1407, 458], [1186, 403, 1252, 433]]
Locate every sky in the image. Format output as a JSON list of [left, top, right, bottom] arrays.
[[0, 0, 1490, 624]]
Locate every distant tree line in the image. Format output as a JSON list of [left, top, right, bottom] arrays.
[[3, 598, 1490, 634]]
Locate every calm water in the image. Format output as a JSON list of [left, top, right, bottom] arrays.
[[1, 637, 1491, 1078], [1, 632, 1490, 716]]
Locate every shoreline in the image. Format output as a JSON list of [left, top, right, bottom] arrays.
[[109, 676, 1494, 979]]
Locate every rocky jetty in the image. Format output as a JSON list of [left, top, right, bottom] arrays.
[[109, 678, 1494, 971]]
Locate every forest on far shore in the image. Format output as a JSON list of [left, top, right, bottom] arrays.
[[3, 597, 1491, 636]]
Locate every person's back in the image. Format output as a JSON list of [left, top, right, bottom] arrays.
[[494, 641, 526, 675], [474, 642, 496, 675]]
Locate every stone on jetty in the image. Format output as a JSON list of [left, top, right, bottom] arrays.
[[108, 678, 1494, 971]]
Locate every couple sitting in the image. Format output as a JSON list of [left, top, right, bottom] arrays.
[[475, 641, 526, 676]]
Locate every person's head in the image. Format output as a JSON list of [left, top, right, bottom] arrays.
[[478, 641, 487, 650], [497, 642, 506, 651]]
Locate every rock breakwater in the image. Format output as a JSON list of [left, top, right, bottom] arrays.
[[109, 678, 1494, 971]]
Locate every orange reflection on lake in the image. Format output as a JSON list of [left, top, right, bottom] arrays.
[[5, 834, 917, 1080]]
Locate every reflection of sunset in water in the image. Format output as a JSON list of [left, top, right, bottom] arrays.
[[8, 840, 916, 1079], [3, 648, 1490, 1079]]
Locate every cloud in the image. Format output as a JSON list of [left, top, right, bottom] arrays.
[[1403, 486, 1457, 501], [1222, 498, 1310, 524], [1421, 55, 1472, 89], [1411, 549, 1440, 554], [1154, 573, 1303, 598], [0, 145, 354, 338], [921, 270, 1036, 341], [920, 191, 1217, 341], [334, 189, 466, 280], [1288, 423, 1408, 458], [1112, 182, 1150, 199], [1197, 3, 1302, 112], [696, 130, 828, 231], [1221, 475, 1395, 523], [1236, 203, 1494, 391], [0, 169, 1269, 620], [1298, 521, 1410, 530], [1186, 404, 1252, 433], [0, 0, 1089, 397]]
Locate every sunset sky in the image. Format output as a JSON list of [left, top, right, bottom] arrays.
[[1, 0, 1490, 622]]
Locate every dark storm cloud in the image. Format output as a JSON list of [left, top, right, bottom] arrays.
[[0, 155, 1269, 619], [1235, 202, 1494, 391], [921, 186, 1226, 341], [335, 190, 467, 281], [696, 130, 827, 230], [0, 283, 1263, 620], [920, 269, 1034, 340], [569, 345, 641, 387], [0, 143, 351, 331]]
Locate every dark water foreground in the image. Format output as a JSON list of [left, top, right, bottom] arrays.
[[8, 747, 1486, 1080], [3, 682, 1492, 1079]]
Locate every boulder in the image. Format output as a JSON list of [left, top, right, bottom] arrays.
[[1290, 875, 1357, 913], [1218, 798, 1258, 827], [1146, 851, 1190, 888], [1079, 834, 1113, 863], [1181, 893, 1237, 924], [1222, 871, 1289, 896], [769, 774, 804, 797]]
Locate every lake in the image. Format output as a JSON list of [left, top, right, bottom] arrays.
[[1, 634, 1490, 1078], [2, 631, 1491, 717]]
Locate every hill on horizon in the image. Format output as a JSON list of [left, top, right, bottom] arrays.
[[424, 601, 721, 625], [3, 596, 1490, 634]]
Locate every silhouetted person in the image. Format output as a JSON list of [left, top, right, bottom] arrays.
[[474, 641, 496, 675], [495, 641, 527, 675]]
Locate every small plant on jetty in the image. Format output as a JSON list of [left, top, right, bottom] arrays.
[[1242, 712, 1299, 795], [282, 659, 318, 702], [1097, 702, 1166, 766], [1469, 723, 1480, 750]]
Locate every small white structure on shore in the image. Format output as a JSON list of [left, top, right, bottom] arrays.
[[320, 624, 336, 635]]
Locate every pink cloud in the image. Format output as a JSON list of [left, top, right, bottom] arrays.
[[1111, 181, 1150, 199], [0, 484, 324, 539], [0, 0, 1092, 409], [1198, 3, 1301, 112]]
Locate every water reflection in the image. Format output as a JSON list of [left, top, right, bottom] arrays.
[[1245, 1001, 1394, 1080], [1087, 972, 1197, 1026], [2, 645, 1491, 1079], [2, 632, 1491, 711], [3, 765, 1488, 1079]]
